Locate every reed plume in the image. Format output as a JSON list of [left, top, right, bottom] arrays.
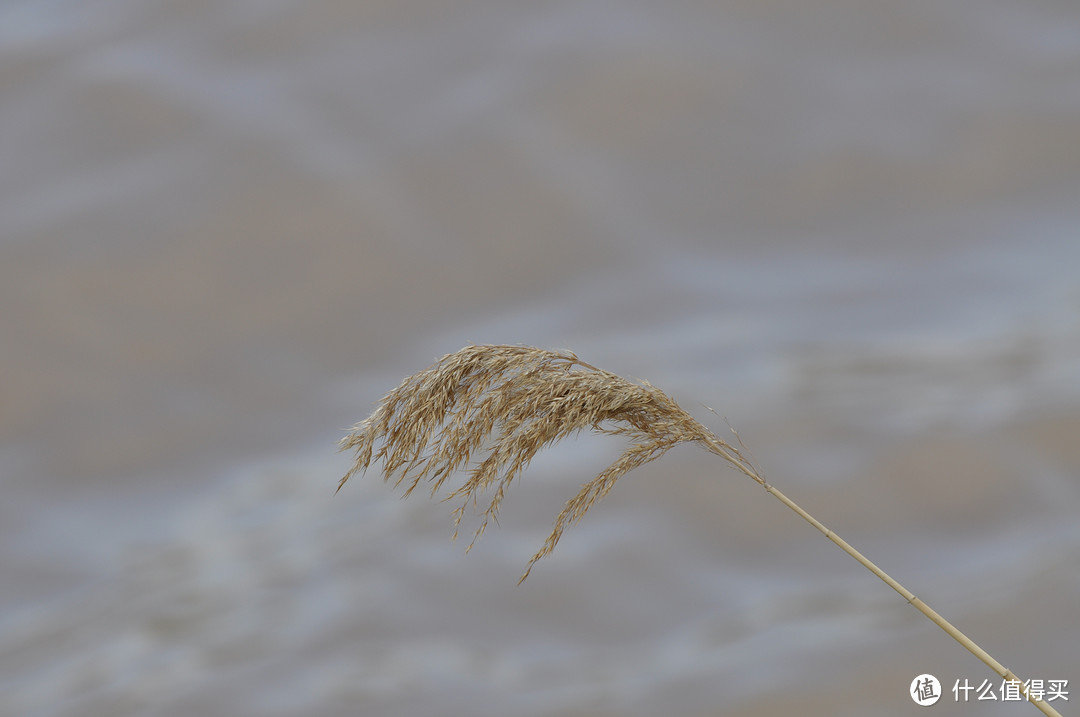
[[339, 344, 1061, 717], [337, 344, 755, 580]]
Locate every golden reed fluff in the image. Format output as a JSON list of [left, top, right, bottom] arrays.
[[339, 345, 1059, 716]]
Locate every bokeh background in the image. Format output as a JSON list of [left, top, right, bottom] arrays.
[[1, 2, 1078, 715]]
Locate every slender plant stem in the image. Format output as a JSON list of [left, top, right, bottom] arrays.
[[702, 436, 1063, 717]]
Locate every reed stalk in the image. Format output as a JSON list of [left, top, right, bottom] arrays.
[[338, 345, 1062, 716]]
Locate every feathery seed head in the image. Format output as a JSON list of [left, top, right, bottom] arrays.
[[338, 345, 755, 581]]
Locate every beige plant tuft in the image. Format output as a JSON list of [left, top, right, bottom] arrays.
[[338, 344, 756, 581], [339, 345, 1061, 716]]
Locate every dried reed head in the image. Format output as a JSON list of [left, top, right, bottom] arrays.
[[339, 345, 758, 581]]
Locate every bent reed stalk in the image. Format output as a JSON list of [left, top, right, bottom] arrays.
[[338, 345, 1062, 717]]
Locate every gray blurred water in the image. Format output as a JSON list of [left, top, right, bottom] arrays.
[[2, 2, 1079, 715]]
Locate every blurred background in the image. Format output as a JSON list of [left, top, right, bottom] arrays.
[[1, 1, 1078, 715]]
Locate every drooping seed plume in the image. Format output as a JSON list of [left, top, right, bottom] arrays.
[[338, 344, 759, 581]]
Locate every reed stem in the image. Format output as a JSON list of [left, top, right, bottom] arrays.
[[702, 435, 1063, 717]]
